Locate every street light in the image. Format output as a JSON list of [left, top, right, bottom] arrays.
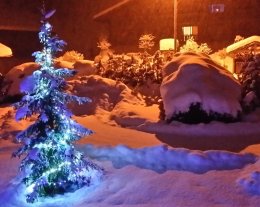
[[173, 0, 178, 52], [159, 0, 178, 52]]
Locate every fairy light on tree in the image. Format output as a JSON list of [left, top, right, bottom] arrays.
[[12, 7, 102, 203]]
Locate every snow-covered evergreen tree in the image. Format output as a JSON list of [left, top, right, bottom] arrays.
[[13, 9, 102, 203], [139, 34, 155, 54]]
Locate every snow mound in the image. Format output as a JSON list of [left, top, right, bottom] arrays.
[[160, 52, 241, 121], [3, 60, 96, 97], [69, 75, 156, 124], [4, 62, 39, 96], [237, 159, 260, 195], [80, 145, 256, 174], [73, 60, 96, 76], [70, 75, 159, 126]]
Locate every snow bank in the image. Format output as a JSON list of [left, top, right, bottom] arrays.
[[1, 142, 259, 207], [4, 62, 39, 96], [3, 60, 95, 97], [160, 52, 241, 120], [237, 159, 260, 195], [69, 75, 137, 114], [79, 145, 256, 174], [0, 106, 30, 140], [69, 75, 158, 125], [73, 60, 96, 76]]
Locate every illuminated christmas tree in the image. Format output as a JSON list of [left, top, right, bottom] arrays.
[[13, 9, 102, 203]]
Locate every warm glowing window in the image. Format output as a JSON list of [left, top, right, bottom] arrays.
[[209, 4, 225, 13], [182, 26, 198, 36]]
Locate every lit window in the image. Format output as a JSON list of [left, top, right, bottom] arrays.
[[209, 4, 225, 13], [182, 26, 198, 36]]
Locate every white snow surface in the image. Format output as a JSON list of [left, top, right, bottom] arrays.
[[2, 65, 260, 206], [3, 60, 96, 97], [4, 62, 39, 96], [160, 52, 241, 119], [0, 139, 260, 207]]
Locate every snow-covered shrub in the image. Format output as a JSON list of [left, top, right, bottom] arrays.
[[138, 34, 155, 53], [96, 51, 163, 99], [0, 63, 40, 103], [180, 37, 212, 55], [97, 38, 111, 51], [94, 38, 113, 65], [234, 35, 245, 43], [3, 61, 85, 99], [160, 52, 242, 124], [95, 34, 161, 89], [239, 54, 260, 112], [57, 50, 84, 63], [69, 75, 145, 116]]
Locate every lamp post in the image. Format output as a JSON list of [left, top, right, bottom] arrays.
[[173, 0, 178, 52]]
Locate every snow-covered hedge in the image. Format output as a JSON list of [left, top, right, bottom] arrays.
[[95, 52, 163, 97], [160, 52, 242, 123]]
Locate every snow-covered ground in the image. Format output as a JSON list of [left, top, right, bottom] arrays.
[[1, 62, 260, 206]]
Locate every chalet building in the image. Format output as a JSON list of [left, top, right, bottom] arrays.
[[93, 0, 260, 53], [178, 0, 260, 51], [0, 0, 259, 62]]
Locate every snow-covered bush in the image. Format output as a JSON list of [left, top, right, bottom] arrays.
[[95, 34, 162, 95], [138, 34, 155, 53], [96, 51, 163, 97], [180, 37, 212, 55], [94, 38, 113, 65], [3, 62, 39, 98], [234, 35, 245, 43], [160, 52, 242, 124], [239, 54, 260, 112], [57, 50, 84, 63]]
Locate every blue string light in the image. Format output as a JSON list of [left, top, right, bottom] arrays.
[[13, 9, 103, 203]]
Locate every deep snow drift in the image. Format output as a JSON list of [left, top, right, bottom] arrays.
[[1, 57, 260, 206]]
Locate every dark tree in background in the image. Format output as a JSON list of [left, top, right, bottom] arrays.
[[13, 9, 102, 203]]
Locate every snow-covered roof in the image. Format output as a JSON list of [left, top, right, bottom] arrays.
[[0, 43, 12, 57], [226, 36, 260, 55], [93, 0, 133, 19]]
